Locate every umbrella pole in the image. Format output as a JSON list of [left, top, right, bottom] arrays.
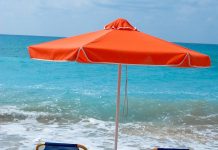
[[114, 64, 122, 150]]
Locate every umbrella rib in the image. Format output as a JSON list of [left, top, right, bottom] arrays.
[[75, 30, 115, 63], [176, 53, 189, 67], [75, 47, 94, 63]]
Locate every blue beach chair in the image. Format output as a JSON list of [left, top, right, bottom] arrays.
[[36, 142, 87, 150], [153, 148, 190, 150]]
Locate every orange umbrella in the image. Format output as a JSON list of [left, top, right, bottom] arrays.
[[28, 18, 211, 150]]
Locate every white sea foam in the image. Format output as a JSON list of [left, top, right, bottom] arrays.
[[0, 116, 217, 150]]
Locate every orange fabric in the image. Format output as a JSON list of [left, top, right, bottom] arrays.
[[29, 18, 210, 67], [104, 18, 137, 31]]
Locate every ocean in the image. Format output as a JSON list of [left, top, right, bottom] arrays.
[[0, 34, 217, 150]]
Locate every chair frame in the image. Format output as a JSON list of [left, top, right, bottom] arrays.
[[36, 143, 87, 150], [153, 148, 190, 150]]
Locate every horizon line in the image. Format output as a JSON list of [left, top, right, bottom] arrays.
[[1, 33, 217, 46]]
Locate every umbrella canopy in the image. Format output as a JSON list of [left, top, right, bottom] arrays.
[[29, 18, 210, 67], [28, 18, 211, 150]]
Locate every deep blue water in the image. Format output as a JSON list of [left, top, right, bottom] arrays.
[[0, 34, 217, 149]]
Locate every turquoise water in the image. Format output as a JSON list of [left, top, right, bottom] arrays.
[[0, 34, 218, 149]]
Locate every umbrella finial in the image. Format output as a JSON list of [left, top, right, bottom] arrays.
[[104, 18, 137, 31]]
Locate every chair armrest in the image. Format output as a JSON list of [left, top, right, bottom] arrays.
[[77, 144, 88, 150], [36, 144, 45, 150]]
